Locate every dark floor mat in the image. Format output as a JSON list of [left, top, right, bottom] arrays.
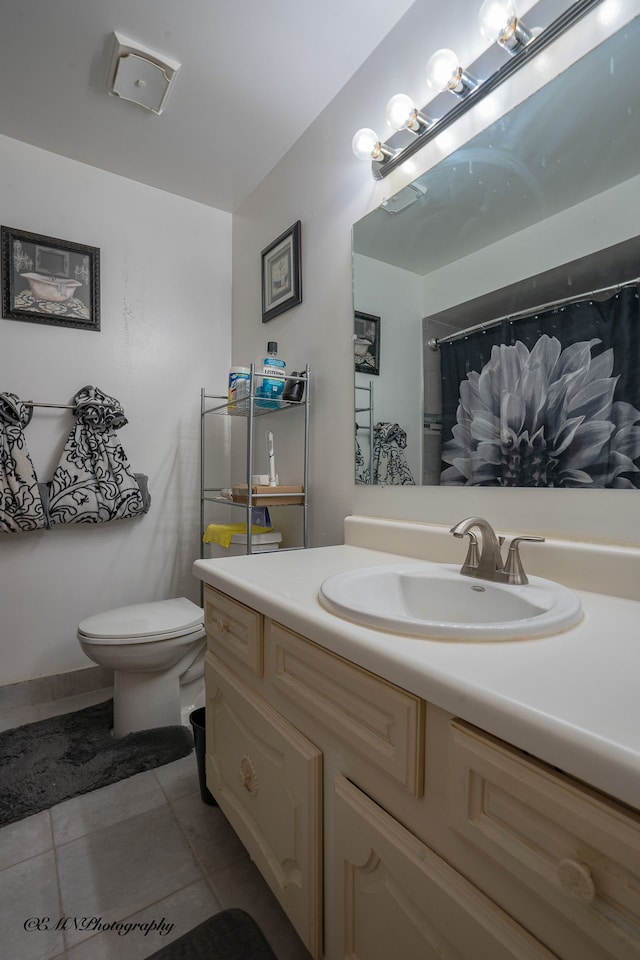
[[145, 909, 278, 960], [0, 698, 193, 826]]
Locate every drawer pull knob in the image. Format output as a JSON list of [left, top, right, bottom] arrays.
[[556, 858, 596, 904], [239, 755, 259, 796]]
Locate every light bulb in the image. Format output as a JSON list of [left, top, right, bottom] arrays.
[[478, 0, 516, 41], [384, 93, 431, 134], [385, 94, 416, 131], [426, 48, 461, 92], [478, 0, 533, 53], [352, 127, 380, 161], [351, 127, 394, 163], [426, 49, 477, 97]]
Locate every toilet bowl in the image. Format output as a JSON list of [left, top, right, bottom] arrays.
[[78, 597, 206, 737]]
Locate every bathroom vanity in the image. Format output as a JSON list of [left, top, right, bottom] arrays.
[[193, 517, 640, 960]]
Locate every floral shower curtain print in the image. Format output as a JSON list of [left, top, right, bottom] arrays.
[[440, 285, 640, 487], [47, 385, 146, 523], [0, 393, 46, 532]]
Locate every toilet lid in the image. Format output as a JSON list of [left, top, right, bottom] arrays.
[[78, 597, 204, 641]]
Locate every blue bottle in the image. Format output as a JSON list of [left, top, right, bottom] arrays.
[[255, 342, 286, 408]]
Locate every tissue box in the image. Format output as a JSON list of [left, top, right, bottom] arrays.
[[232, 483, 304, 505]]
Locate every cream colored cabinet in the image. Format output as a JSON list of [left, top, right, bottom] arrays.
[[204, 653, 322, 957], [333, 774, 556, 960], [202, 584, 640, 960], [266, 619, 425, 797], [203, 585, 264, 676], [448, 721, 640, 960]]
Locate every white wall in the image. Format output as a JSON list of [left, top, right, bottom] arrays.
[[231, 0, 640, 548], [422, 174, 640, 317], [0, 135, 231, 685]]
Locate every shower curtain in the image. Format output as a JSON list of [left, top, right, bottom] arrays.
[[0, 393, 46, 532], [439, 285, 640, 487], [47, 385, 148, 524]]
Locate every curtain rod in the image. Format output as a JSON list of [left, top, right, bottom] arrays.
[[428, 276, 640, 350]]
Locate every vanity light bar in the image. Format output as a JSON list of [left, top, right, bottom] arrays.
[[358, 0, 605, 181]]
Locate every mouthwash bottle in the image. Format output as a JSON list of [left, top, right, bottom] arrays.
[[255, 342, 286, 408]]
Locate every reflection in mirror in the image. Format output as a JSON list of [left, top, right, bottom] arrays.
[[353, 15, 640, 487]]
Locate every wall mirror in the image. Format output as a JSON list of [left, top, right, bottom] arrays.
[[353, 13, 640, 488]]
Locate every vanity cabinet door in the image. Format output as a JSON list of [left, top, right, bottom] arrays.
[[333, 774, 557, 960], [204, 654, 322, 958], [449, 721, 640, 960]]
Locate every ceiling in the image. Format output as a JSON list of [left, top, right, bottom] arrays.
[[0, 0, 416, 212]]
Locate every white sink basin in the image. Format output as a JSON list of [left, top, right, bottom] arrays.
[[318, 562, 583, 641]]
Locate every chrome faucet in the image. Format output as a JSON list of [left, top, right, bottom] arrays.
[[450, 516, 544, 585]]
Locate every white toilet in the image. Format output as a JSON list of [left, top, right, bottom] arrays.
[[78, 597, 206, 737]]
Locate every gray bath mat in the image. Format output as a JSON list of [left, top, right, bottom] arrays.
[[0, 699, 193, 827], [146, 909, 278, 960]]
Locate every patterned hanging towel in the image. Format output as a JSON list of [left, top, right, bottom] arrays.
[[0, 393, 46, 532], [355, 433, 370, 484], [372, 422, 415, 485], [47, 385, 147, 525]]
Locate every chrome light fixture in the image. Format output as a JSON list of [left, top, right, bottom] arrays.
[[352, 0, 604, 180], [478, 0, 534, 54], [426, 48, 478, 98]]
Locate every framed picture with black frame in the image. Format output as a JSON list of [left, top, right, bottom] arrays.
[[261, 220, 302, 323], [354, 310, 380, 376], [1, 226, 100, 331]]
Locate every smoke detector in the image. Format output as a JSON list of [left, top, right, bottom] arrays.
[[107, 32, 180, 115]]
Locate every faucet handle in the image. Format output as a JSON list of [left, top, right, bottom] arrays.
[[459, 532, 480, 575], [503, 536, 545, 585]]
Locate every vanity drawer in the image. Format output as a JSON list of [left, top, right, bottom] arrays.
[[204, 585, 263, 676], [205, 654, 322, 958], [449, 720, 640, 960], [266, 620, 425, 796]]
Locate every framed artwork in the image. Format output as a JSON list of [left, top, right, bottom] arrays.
[[354, 310, 380, 376], [261, 220, 302, 323], [1, 226, 100, 331]]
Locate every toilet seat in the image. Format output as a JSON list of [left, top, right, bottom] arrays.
[[78, 597, 204, 644]]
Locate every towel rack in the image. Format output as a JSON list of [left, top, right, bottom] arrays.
[[24, 401, 76, 409]]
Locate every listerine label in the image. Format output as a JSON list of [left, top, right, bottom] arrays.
[[262, 358, 286, 376]]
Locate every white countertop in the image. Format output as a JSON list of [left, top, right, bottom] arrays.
[[193, 541, 640, 812]]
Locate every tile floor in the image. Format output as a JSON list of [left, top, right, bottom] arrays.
[[0, 688, 311, 960]]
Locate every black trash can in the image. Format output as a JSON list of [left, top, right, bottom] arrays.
[[189, 707, 217, 806]]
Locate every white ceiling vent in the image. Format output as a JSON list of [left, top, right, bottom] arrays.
[[107, 32, 180, 115]]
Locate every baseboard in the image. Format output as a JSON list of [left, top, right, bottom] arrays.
[[0, 666, 114, 711]]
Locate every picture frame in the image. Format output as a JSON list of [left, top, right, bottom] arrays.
[[261, 220, 302, 323], [1, 226, 100, 331], [354, 310, 380, 376]]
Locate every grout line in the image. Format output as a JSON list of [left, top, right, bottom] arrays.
[[51, 809, 70, 959]]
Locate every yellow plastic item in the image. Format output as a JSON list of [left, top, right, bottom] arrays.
[[202, 523, 273, 549]]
